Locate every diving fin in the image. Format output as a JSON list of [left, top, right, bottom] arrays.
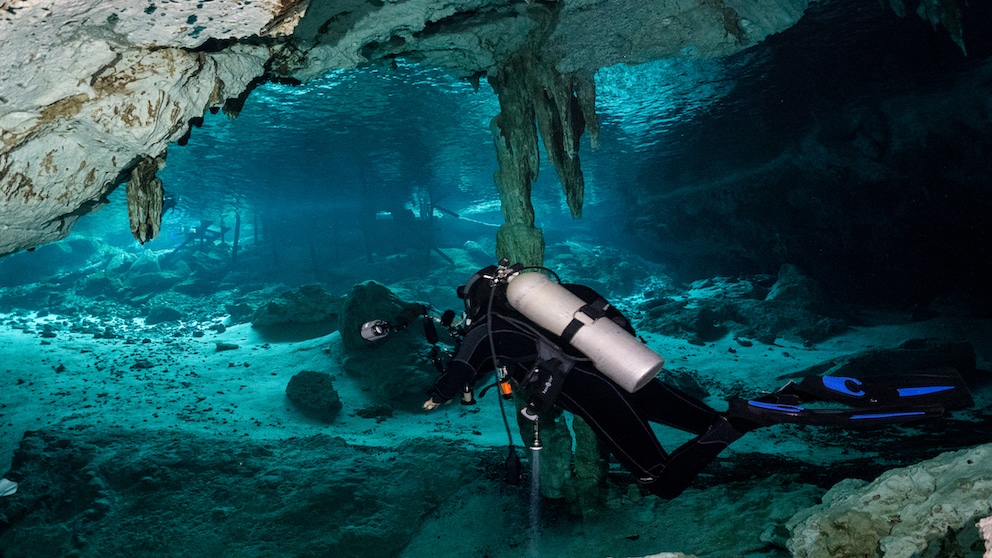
[[781, 366, 973, 410], [729, 366, 973, 429], [742, 397, 946, 428]]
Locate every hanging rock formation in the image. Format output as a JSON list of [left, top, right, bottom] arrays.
[[0, 38, 274, 256], [485, 28, 610, 505], [489, 48, 597, 266], [125, 156, 165, 244]]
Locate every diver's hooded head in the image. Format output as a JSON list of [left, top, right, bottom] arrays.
[[457, 265, 498, 323]]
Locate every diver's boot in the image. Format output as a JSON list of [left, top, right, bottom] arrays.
[[722, 397, 768, 433], [722, 394, 801, 433]]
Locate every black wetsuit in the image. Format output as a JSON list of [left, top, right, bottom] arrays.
[[429, 311, 746, 499]]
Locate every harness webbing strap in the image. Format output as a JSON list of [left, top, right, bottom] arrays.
[[560, 297, 610, 344]]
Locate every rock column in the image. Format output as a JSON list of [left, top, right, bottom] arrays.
[[488, 48, 605, 508]]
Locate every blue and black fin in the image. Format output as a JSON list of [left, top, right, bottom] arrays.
[[778, 366, 973, 410], [728, 367, 972, 429], [741, 396, 947, 428]]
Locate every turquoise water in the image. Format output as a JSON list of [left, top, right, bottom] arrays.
[[2, 2, 991, 556]]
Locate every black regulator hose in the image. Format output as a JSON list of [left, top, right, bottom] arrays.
[[487, 283, 515, 446], [485, 271, 522, 484]]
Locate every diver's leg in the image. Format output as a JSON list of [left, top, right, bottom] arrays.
[[640, 416, 745, 499], [630, 378, 782, 435], [631, 379, 719, 434], [557, 366, 669, 481]]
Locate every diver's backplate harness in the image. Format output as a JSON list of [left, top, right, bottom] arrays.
[[461, 258, 666, 403], [360, 258, 667, 473]]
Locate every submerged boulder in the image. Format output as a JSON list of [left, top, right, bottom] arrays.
[[285, 370, 342, 423], [251, 284, 341, 327], [792, 338, 979, 380], [766, 263, 828, 309], [224, 302, 255, 325], [338, 281, 434, 404], [145, 306, 182, 325], [639, 267, 847, 345]]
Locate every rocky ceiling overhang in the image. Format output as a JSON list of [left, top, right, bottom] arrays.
[[0, 0, 966, 257]]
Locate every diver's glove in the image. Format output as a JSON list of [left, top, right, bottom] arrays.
[[423, 396, 444, 411]]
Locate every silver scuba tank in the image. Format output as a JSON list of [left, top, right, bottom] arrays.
[[505, 271, 664, 393]]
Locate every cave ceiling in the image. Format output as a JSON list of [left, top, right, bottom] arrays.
[[0, 0, 981, 258]]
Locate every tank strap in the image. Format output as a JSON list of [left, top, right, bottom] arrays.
[[560, 297, 611, 343]]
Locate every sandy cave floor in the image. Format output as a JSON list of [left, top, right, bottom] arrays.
[[4, 306, 990, 471], [2, 303, 992, 557], [0, 315, 514, 473]]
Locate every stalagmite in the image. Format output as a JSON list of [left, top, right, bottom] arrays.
[[126, 156, 166, 244]]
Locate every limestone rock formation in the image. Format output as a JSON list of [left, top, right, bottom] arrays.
[[144, 306, 182, 325], [125, 156, 165, 244], [791, 337, 979, 383], [489, 49, 596, 265], [1, 0, 815, 258], [638, 267, 848, 344], [251, 283, 341, 327], [787, 444, 992, 558], [766, 263, 827, 308], [980, 516, 992, 555], [338, 280, 434, 403], [0, 9, 274, 255], [0, 426, 482, 557]]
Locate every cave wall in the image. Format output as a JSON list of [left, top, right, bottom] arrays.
[[3, 0, 979, 276], [618, 2, 992, 305]]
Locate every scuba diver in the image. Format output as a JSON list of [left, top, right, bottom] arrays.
[[370, 260, 973, 499]]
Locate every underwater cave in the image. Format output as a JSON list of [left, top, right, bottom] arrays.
[[2, 0, 992, 556]]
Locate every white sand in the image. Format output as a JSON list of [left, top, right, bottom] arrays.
[[1, 315, 511, 473]]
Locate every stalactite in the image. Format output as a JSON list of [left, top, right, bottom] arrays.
[[889, 0, 967, 54], [489, 54, 542, 267], [490, 108, 538, 229], [126, 156, 165, 244], [573, 73, 599, 150], [916, 0, 966, 54], [488, 51, 598, 265]]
